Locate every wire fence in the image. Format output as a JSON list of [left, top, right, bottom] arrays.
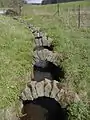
[[54, 5, 90, 28]]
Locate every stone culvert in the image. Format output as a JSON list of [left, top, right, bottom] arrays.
[[18, 21, 79, 120], [18, 21, 67, 120]]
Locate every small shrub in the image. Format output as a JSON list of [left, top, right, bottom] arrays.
[[5, 9, 19, 16]]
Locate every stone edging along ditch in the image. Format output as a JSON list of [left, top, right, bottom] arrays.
[[0, 17, 80, 120], [18, 18, 80, 119]]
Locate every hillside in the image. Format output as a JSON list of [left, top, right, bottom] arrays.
[[0, 15, 33, 108], [41, 0, 85, 5], [0, 0, 24, 8], [22, 1, 90, 119]]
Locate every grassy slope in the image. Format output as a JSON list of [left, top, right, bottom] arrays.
[[0, 15, 33, 108], [0, 0, 10, 7], [22, 1, 90, 119]]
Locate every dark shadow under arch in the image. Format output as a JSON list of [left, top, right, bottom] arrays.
[[33, 61, 65, 82], [33, 45, 54, 51], [20, 97, 68, 120]]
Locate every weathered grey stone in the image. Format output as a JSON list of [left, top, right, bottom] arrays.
[[36, 81, 44, 97], [35, 60, 48, 68], [19, 101, 23, 111], [33, 49, 59, 67], [33, 58, 40, 65], [41, 36, 51, 45], [38, 38, 43, 46], [55, 89, 64, 102], [34, 37, 52, 47], [41, 39, 48, 46], [33, 54, 39, 65], [34, 32, 47, 39], [35, 38, 40, 46], [27, 81, 38, 99], [50, 81, 60, 99], [44, 79, 52, 97], [43, 49, 48, 60], [47, 53, 53, 62], [23, 86, 33, 100], [49, 54, 55, 63], [34, 49, 58, 64], [34, 51, 44, 62], [41, 36, 48, 41], [34, 32, 41, 38], [47, 52, 58, 64], [20, 92, 27, 101], [34, 49, 39, 56], [52, 54, 58, 63], [38, 50, 44, 60]]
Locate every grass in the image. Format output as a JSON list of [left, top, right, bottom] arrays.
[[0, 15, 33, 108], [0, 0, 90, 119], [0, 0, 10, 7], [21, 1, 90, 119]]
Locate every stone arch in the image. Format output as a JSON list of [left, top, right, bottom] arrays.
[[19, 79, 68, 120], [20, 79, 63, 103], [32, 49, 65, 82]]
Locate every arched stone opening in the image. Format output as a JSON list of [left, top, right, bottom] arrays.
[[33, 61, 65, 82], [20, 97, 68, 120]]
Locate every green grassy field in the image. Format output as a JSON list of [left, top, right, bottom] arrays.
[[22, 1, 90, 119], [0, 0, 90, 119], [0, 15, 33, 108]]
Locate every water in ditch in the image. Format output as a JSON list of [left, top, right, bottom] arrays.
[[33, 61, 65, 82], [20, 97, 68, 120]]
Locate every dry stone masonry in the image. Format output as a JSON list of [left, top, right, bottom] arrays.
[[19, 19, 80, 109], [20, 21, 64, 101], [17, 18, 79, 120], [21, 79, 62, 102], [18, 22, 70, 120]]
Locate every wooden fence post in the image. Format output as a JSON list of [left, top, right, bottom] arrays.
[[78, 5, 81, 28], [57, 3, 59, 16]]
